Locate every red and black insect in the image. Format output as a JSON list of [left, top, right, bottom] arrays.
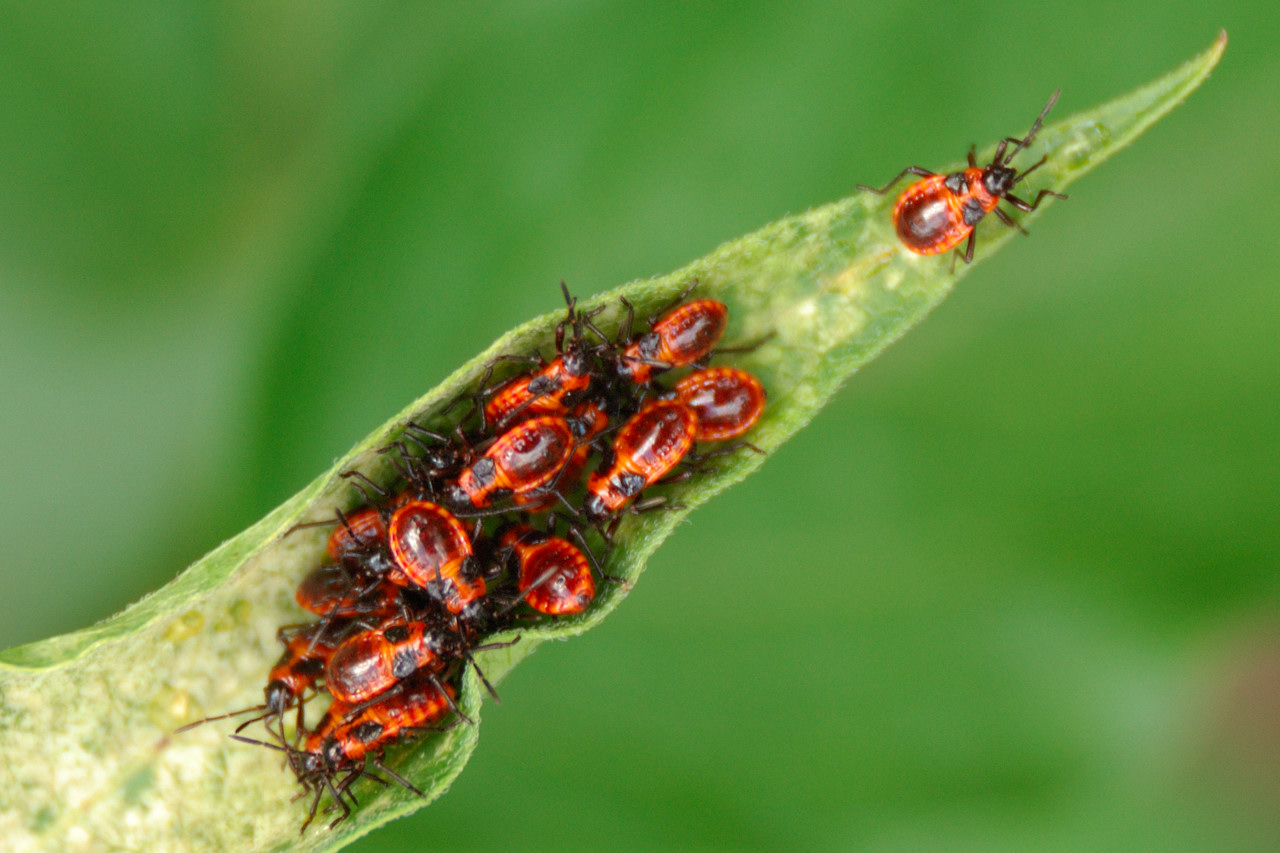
[[295, 560, 404, 622], [462, 282, 608, 432], [271, 673, 458, 830], [284, 482, 412, 585], [858, 91, 1067, 264], [324, 506, 386, 563], [511, 400, 610, 511], [673, 367, 766, 442], [446, 415, 576, 510], [294, 563, 403, 621], [616, 288, 728, 385], [327, 618, 515, 705], [325, 617, 460, 701], [324, 671, 453, 757], [386, 499, 485, 616], [500, 525, 595, 616], [482, 296, 603, 428], [324, 620, 458, 705], [584, 398, 698, 519], [261, 620, 364, 738], [484, 357, 591, 428]]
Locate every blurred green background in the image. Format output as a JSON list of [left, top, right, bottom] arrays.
[[2, 3, 1277, 850]]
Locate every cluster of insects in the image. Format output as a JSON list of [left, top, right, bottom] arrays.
[[181, 282, 768, 830], [180, 90, 1067, 833]]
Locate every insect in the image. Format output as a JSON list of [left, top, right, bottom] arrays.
[[673, 367, 766, 442], [325, 620, 457, 705], [444, 282, 605, 433], [384, 424, 474, 495], [325, 506, 387, 563], [857, 90, 1068, 264], [616, 292, 728, 385], [259, 620, 364, 738], [500, 525, 596, 615], [386, 499, 485, 615], [480, 290, 605, 430], [511, 401, 611, 511], [445, 415, 576, 510], [483, 355, 592, 428], [270, 673, 458, 830], [231, 283, 777, 832], [294, 563, 402, 621], [584, 398, 698, 519], [283, 486, 412, 587]]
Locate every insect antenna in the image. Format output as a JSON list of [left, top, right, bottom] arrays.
[[1001, 89, 1060, 165], [174, 704, 268, 734]]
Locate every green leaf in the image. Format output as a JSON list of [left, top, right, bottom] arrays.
[[0, 34, 1225, 852]]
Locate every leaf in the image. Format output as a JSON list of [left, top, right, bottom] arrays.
[[0, 33, 1225, 852]]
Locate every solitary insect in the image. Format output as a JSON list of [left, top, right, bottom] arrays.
[[858, 90, 1068, 264]]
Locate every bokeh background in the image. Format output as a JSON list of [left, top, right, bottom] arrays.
[[2, 3, 1278, 850]]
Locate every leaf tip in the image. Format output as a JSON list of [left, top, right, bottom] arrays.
[[1201, 30, 1228, 71]]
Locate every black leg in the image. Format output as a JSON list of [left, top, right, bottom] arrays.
[[657, 467, 706, 484], [616, 297, 636, 345], [339, 470, 386, 504], [371, 758, 425, 797], [282, 517, 341, 538], [354, 769, 390, 789], [402, 423, 453, 443], [951, 231, 976, 271], [689, 441, 764, 462], [991, 205, 1027, 236], [565, 524, 622, 584], [173, 703, 269, 734], [426, 672, 473, 724], [626, 495, 686, 515], [1013, 154, 1049, 183], [463, 648, 501, 702], [648, 278, 701, 325], [300, 784, 325, 834], [1002, 188, 1067, 212], [580, 313, 612, 347], [856, 166, 935, 195], [501, 566, 561, 615], [323, 772, 353, 830]]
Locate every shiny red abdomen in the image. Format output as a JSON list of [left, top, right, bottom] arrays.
[[675, 367, 765, 442], [892, 175, 968, 255]]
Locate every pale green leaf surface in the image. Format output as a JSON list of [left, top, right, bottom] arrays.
[[0, 35, 1224, 853]]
